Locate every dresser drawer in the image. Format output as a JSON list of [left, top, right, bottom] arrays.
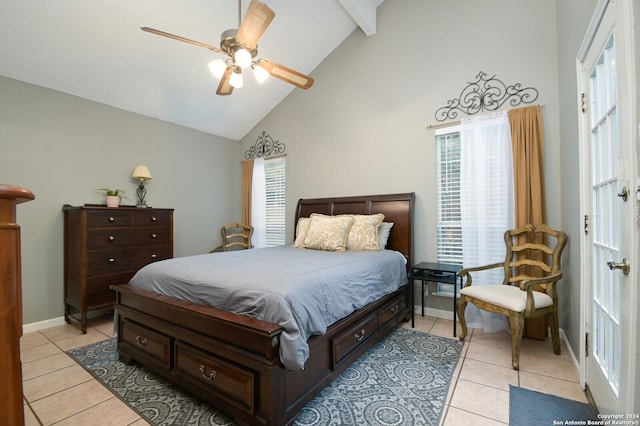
[[85, 272, 133, 307], [175, 342, 255, 413], [332, 312, 378, 365], [121, 320, 172, 368], [379, 294, 406, 327], [133, 210, 172, 227], [86, 210, 133, 227], [88, 227, 172, 249], [88, 244, 172, 275]]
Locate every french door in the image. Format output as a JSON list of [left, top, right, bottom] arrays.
[[578, 0, 637, 414]]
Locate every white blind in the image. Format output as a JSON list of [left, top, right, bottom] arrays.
[[264, 157, 286, 246], [435, 127, 463, 266]]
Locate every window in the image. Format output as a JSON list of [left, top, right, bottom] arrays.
[[264, 157, 286, 246], [435, 126, 462, 295]]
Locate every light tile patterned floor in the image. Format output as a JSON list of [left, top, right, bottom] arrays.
[[20, 315, 588, 425]]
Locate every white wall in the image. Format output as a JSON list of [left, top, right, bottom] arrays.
[[0, 76, 242, 324], [240, 0, 564, 315]]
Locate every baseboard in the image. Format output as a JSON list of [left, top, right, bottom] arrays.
[[22, 316, 67, 334], [413, 306, 456, 321], [560, 328, 582, 379]]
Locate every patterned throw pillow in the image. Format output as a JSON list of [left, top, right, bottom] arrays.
[[292, 217, 311, 248], [346, 214, 385, 251], [302, 214, 354, 251]]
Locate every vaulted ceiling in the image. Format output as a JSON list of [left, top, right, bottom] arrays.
[[1, 0, 382, 141]]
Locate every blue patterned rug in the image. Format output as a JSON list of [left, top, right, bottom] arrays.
[[68, 327, 463, 426]]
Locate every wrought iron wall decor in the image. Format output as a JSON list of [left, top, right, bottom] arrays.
[[434, 71, 539, 122], [244, 130, 286, 159]]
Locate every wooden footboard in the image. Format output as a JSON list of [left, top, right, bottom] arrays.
[[113, 283, 410, 425]]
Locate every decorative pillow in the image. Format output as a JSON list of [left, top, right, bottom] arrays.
[[346, 213, 385, 251], [303, 213, 354, 251], [292, 217, 310, 248], [378, 222, 394, 249]]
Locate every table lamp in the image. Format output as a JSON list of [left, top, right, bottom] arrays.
[[132, 165, 152, 208]]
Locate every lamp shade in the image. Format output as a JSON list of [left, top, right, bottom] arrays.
[[132, 165, 152, 180]]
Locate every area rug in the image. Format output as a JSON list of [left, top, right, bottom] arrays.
[[509, 385, 598, 426], [68, 327, 463, 426]]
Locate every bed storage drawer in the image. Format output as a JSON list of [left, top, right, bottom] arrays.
[[175, 342, 255, 414], [379, 294, 406, 326], [121, 319, 172, 368], [332, 312, 378, 365]]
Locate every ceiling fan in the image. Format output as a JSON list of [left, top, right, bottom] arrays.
[[141, 0, 314, 96]]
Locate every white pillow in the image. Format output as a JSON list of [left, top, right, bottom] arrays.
[[378, 222, 394, 249]]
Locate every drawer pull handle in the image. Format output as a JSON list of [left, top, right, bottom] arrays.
[[135, 336, 148, 347], [108, 258, 115, 264], [354, 329, 366, 341], [151, 254, 157, 259], [391, 305, 399, 314], [108, 235, 115, 241], [151, 216, 157, 222], [199, 365, 217, 380], [151, 233, 157, 238], [108, 217, 115, 222]]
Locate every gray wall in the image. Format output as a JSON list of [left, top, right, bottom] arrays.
[[555, 0, 599, 366], [240, 0, 598, 358], [0, 76, 241, 324]]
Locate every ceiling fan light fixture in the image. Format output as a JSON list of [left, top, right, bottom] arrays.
[[229, 67, 243, 88], [252, 63, 269, 84], [234, 48, 252, 68], [208, 58, 228, 79]]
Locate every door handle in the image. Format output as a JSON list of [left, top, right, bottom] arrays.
[[607, 258, 630, 275]]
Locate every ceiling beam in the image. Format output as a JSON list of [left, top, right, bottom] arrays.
[[338, 0, 383, 36]]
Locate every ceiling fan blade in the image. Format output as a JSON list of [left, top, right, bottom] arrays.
[[257, 59, 314, 89], [216, 66, 234, 95], [236, 0, 275, 50], [141, 27, 223, 53]]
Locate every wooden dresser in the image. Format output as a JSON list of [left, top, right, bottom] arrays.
[[63, 205, 173, 333], [0, 184, 34, 425]]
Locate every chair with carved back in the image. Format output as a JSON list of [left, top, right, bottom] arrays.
[[209, 222, 253, 253], [456, 224, 568, 370]]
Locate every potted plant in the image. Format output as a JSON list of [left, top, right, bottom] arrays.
[[97, 188, 127, 207]]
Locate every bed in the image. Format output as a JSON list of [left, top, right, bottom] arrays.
[[112, 192, 415, 425]]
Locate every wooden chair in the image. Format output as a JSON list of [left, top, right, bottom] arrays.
[[456, 224, 568, 370], [210, 222, 253, 252]]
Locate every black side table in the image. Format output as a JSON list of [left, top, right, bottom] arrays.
[[411, 262, 463, 336]]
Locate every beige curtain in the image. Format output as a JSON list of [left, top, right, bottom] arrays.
[[242, 160, 254, 226], [508, 105, 547, 338], [509, 105, 546, 228]]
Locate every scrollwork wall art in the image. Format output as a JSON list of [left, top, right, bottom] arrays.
[[434, 71, 539, 122], [244, 130, 286, 159]]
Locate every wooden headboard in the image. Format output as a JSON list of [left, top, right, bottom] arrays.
[[295, 192, 415, 269]]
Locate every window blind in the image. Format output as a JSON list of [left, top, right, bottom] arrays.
[[264, 157, 286, 246], [435, 127, 463, 267]]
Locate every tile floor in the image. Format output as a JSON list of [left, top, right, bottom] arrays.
[[20, 314, 590, 425]]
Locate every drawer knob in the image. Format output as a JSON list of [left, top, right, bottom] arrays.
[[151, 233, 157, 238], [354, 329, 366, 342], [108, 216, 115, 222], [135, 336, 148, 347], [199, 365, 217, 380], [151, 254, 157, 259], [108, 258, 115, 264], [151, 216, 157, 222], [108, 235, 115, 241], [391, 305, 399, 314]]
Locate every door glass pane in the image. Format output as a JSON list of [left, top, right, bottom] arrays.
[[590, 33, 620, 396]]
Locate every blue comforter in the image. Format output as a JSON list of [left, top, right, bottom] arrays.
[[129, 245, 408, 370]]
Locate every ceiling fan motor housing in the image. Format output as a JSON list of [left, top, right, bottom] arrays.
[[220, 29, 257, 58]]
